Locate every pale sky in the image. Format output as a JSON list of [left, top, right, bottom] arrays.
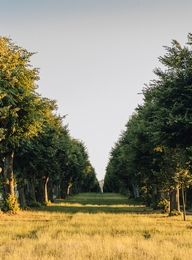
[[1, 0, 192, 180]]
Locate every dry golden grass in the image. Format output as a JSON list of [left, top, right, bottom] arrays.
[[0, 193, 192, 260]]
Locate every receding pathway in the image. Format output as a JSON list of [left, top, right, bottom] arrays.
[[40, 192, 152, 214]]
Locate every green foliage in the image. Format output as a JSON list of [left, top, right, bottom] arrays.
[[104, 33, 192, 213], [169, 210, 182, 216], [0, 37, 47, 154], [42, 200, 52, 206], [80, 163, 100, 192], [0, 36, 99, 208], [0, 37, 59, 208], [157, 199, 169, 213], [1, 194, 20, 213]]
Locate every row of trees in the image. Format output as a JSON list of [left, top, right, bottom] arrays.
[[104, 34, 192, 215], [0, 37, 100, 212]]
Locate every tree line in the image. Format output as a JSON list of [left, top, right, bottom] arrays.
[[0, 37, 100, 212], [104, 34, 192, 216]]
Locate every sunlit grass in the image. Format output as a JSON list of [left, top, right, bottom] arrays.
[[0, 193, 192, 259]]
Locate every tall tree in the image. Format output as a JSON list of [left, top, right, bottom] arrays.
[[105, 34, 192, 214], [0, 37, 46, 211]]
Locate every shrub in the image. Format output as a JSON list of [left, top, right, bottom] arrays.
[[42, 200, 52, 206], [2, 194, 20, 213], [157, 199, 169, 213], [143, 230, 151, 239], [169, 210, 182, 216]]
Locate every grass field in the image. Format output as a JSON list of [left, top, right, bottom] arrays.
[[0, 193, 192, 260]]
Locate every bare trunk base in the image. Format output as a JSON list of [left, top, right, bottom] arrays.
[[169, 186, 180, 214], [18, 186, 27, 208]]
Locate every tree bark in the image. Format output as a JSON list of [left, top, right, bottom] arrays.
[[152, 184, 161, 209], [132, 183, 140, 198], [67, 183, 72, 196], [169, 186, 180, 212], [53, 184, 60, 199], [60, 178, 69, 199], [1, 162, 6, 201], [18, 186, 27, 208], [181, 185, 186, 221], [27, 177, 37, 202], [43, 176, 49, 204], [48, 178, 54, 202], [4, 151, 15, 197]]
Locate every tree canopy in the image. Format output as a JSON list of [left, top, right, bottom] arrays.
[[104, 34, 192, 214], [0, 37, 100, 212]]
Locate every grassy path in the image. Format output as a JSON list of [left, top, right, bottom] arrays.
[[0, 193, 192, 260], [40, 193, 151, 214]]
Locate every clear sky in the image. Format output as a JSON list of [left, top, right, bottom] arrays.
[[1, 0, 192, 180]]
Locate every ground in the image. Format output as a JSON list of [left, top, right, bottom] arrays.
[[0, 193, 192, 260]]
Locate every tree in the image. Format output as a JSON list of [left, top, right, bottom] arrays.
[[142, 34, 192, 212], [0, 37, 47, 211], [105, 34, 192, 215], [0, 36, 100, 211], [80, 162, 100, 192]]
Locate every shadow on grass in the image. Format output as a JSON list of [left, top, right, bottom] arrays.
[[35, 192, 157, 214], [58, 193, 142, 206], [37, 203, 155, 214]]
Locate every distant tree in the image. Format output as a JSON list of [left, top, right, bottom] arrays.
[[80, 162, 100, 192]]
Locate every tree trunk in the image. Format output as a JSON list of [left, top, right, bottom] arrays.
[[67, 183, 72, 196], [4, 151, 15, 197], [169, 186, 180, 213], [181, 185, 186, 221], [53, 184, 60, 199], [60, 179, 68, 199], [18, 186, 27, 208], [132, 183, 140, 198], [35, 181, 41, 203], [28, 177, 37, 202], [1, 163, 6, 201], [43, 176, 49, 204], [48, 178, 54, 202], [151, 184, 161, 209]]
